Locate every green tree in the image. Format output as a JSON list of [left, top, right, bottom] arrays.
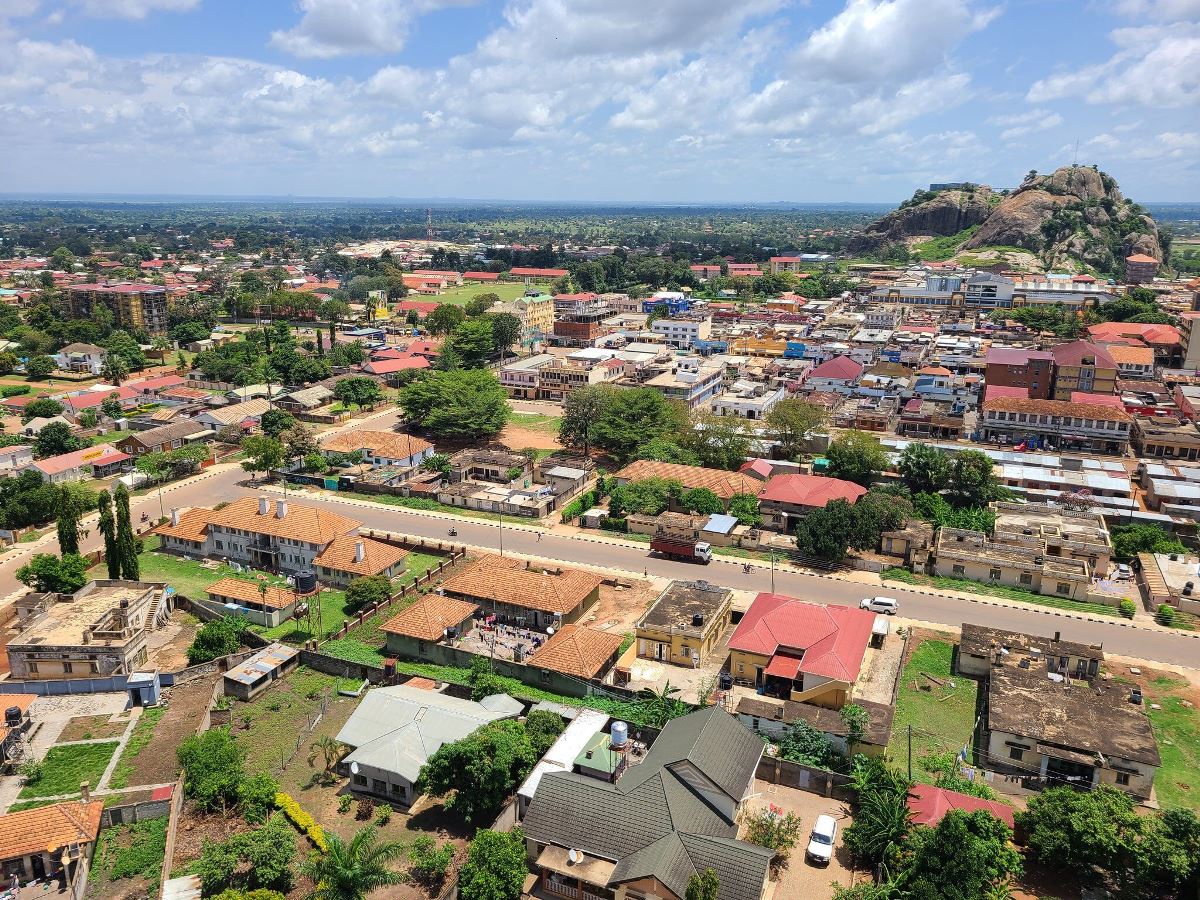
[[21, 397, 64, 422], [408, 835, 455, 887], [466, 293, 501, 316], [417, 720, 537, 823], [727, 492, 762, 526], [898, 444, 951, 495], [113, 481, 139, 579], [238, 772, 281, 825], [903, 809, 1022, 900], [458, 829, 528, 900], [50, 246, 75, 272], [840, 703, 869, 754], [685, 868, 720, 900], [15, 552, 89, 593], [98, 489, 120, 579], [280, 423, 319, 461], [333, 375, 384, 410], [635, 436, 701, 465], [682, 412, 751, 470], [524, 709, 566, 756], [259, 408, 295, 438], [825, 431, 889, 487], [607, 477, 675, 518], [843, 784, 913, 869], [445, 319, 495, 368], [241, 435, 285, 479], [489, 311, 522, 359], [794, 498, 858, 562], [426, 304, 466, 335], [559, 385, 613, 457], [34, 422, 84, 458], [177, 728, 246, 813], [55, 485, 89, 556], [765, 398, 829, 460], [945, 450, 1005, 508], [344, 575, 392, 613], [187, 616, 248, 664], [422, 452, 452, 475], [299, 825, 407, 900], [1135, 808, 1200, 896], [589, 387, 687, 462], [777, 718, 839, 769], [101, 354, 129, 385], [1017, 785, 1141, 883], [397, 369, 509, 439], [24, 355, 55, 378], [682, 487, 724, 515], [193, 815, 295, 895], [1110, 522, 1188, 559], [743, 807, 804, 870], [0, 352, 18, 375], [99, 392, 124, 420]]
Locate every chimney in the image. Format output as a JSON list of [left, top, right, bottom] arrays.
[[258, 496, 269, 515], [355, 540, 365, 563], [275, 499, 287, 519], [170, 507, 180, 527], [80, 781, 90, 803]]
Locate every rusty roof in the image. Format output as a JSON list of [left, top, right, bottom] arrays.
[[441, 555, 603, 615]]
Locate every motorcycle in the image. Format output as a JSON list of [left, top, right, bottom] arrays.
[[448, 528, 458, 537]]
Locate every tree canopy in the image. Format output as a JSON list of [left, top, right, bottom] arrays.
[[397, 369, 509, 439], [825, 431, 890, 487]]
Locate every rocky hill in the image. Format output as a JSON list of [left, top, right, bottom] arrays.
[[852, 166, 1163, 275]]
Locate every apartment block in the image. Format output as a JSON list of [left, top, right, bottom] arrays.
[[979, 396, 1132, 455], [65, 283, 170, 335]]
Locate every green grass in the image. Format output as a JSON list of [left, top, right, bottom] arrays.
[[233, 667, 345, 774], [881, 567, 1123, 617], [428, 281, 533, 306], [912, 226, 979, 261], [508, 412, 563, 434], [891, 638, 978, 783], [90, 817, 169, 897], [340, 489, 531, 524], [19, 741, 120, 799], [107, 707, 167, 791], [6, 798, 61, 812], [1145, 676, 1200, 811]]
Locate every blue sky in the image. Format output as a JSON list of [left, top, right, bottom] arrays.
[[1, 0, 1197, 202]]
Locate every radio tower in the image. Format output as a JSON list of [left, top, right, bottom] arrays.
[[426, 207, 434, 240]]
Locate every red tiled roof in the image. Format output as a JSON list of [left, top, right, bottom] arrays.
[[808, 355, 863, 381], [463, 271, 500, 280], [1070, 391, 1127, 408], [0, 800, 104, 860], [729, 593, 876, 682], [907, 784, 1015, 829], [34, 444, 128, 475], [1087, 322, 1181, 346], [982, 395, 1132, 423], [1126, 253, 1158, 264], [1050, 340, 1116, 370], [360, 356, 431, 375], [757, 473, 866, 509], [984, 385, 1030, 402], [509, 267, 568, 277]]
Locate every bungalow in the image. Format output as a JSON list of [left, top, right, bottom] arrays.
[[805, 355, 864, 395], [53, 342, 106, 375], [636, 580, 732, 668], [205, 578, 301, 628], [612, 459, 763, 502], [26, 444, 129, 483], [21, 415, 71, 437], [127, 374, 186, 399], [59, 386, 140, 417], [320, 430, 435, 469], [526, 625, 624, 681], [275, 385, 335, 413], [440, 555, 603, 630], [192, 398, 272, 430], [394, 300, 441, 320], [358, 355, 431, 385], [381, 594, 480, 661], [0, 444, 32, 473], [0, 799, 104, 890], [906, 785, 1015, 829], [756, 473, 867, 533], [114, 420, 210, 456]]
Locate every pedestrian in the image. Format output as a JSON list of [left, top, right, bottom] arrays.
[[536, 532, 542, 542]]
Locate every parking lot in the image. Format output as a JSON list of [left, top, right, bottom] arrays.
[[743, 779, 862, 900]]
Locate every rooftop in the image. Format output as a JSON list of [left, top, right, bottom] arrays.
[[12, 580, 165, 649], [0, 800, 104, 861], [613, 459, 762, 500], [728, 593, 876, 682], [206, 578, 298, 610], [526, 625, 624, 680], [380, 594, 479, 641], [757, 473, 867, 508], [321, 430, 434, 460], [313, 534, 409, 577], [441, 555, 603, 615], [638, 580, 732, 633]]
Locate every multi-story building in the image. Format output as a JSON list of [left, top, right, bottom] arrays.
[[537, 351, 624, 401], [1050, 341, 1118, 400], [500, 353, 555, 399], [494, 294, 554, 344], [727, 262, 761, 278], [636, 580, 732, 667], [64, 283, 169, 335], [1104, 344, 1155, 379], [870, 272, 1117, 311], [650, 314, 712, 349], [551, 292, 611, 347], [984, 348, 1054, 400], [642, 357, 723, 408], [1179, 311, 1200, 370], [1125, 253, 1159, 284], [934, 527, 1093, 599], [711, 383, 785, 420], [979, 396, 1132, 455]]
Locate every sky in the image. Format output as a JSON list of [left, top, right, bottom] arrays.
[[0, 0, 1198, 203]]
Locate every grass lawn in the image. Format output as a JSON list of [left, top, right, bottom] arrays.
[[881, 567, 1123, 617], [430, 281, 532, 306], [890, 637, 978, 782], [509, 412, 563, 434], [89, 817, 169, 898], [232, 667, 346, 775], [340, 489, 525, 524], [108, 706, 166, 791], [1145, 675, 1200, 811], [19, 741, 120, 799]]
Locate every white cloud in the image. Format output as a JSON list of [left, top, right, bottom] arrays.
[[988, 107, 1064, 140], [69, 0, 200, 19], [1112, 0, 1200, 21], [270, 0, 475, 59]]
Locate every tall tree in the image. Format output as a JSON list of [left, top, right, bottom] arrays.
[[113, 481, 139, 579], [559, 384, 612, 458], [458, 829, 528, 900], [897, 443, 951, 495], [685, 869, 720, 900], [98, 489, 120, 579], [299, 826, 407, 900], [825, 431, 889, 487], [765, 398, 830, 460], [397, 370, 509, 439], [55, 486, 85, 555], [417, 720, 537, 823], [241, 435, 285, 480], [945, 450, 1005, 508]]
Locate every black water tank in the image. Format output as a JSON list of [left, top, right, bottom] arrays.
[[294, 570, 317, 594], [4, 707, 20, 727]]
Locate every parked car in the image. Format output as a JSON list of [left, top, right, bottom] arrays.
[[1116, 563, 1133, 580], [860, 596, 899, 615], [806, 814, 837, 865]]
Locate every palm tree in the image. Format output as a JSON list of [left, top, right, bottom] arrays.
[[308, 735, 346, 774], [300, 825, 407, 900], [843, 786, 913, 870]]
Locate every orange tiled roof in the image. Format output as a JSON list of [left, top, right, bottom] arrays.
[[1104, 344, 1154, 365], [153, 507, 217, 544], [380, 594, 479, 641], [0, 800, 103, 860], [313, 534, 408, 577], [206, 578, 298, 610], [982, 395, 1132, 423], [441, 555, 603, 615], [526, 625, 623, 680], [321, 430, 434, 461], [207, 497, 361, 545], [0, 694, 35, 715], [613, 460, 762, 500]]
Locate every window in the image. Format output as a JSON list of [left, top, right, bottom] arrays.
[[63, 662, 73, 674], [215, 540, 224, 551], [989, 568, 1002, 581], [353, 774, 367, 786], [1056, 582, 1071, 595], [372, 779, 386, 793], [952, 564, 965, 576], [1009, 747, 1024, 761], [1019, 573, 1033, 585], [1115, 772, 1131, 786]]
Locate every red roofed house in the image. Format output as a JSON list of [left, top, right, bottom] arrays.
[[508, 267, 569, 279], [757, 473, 867, 533], [26, 444, 129, 484], [984, 347, 1055, 400], [1050, 341, 1118, 400], [359, 355, 431, 385], [394, 300, 440, 319], [1125, 253, 1159, 284], [907, 784, 1015, 829], [463, 271, 500, 282], [805, 355, 864, 395], [728, 592, 875, 707]]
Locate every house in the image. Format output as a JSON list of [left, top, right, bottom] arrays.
[[756, 473, 867, 533], [275, 385, 335, 413], [335, 683, 521, 806], [192, 398, 272, 430], [359, 355, 431, 385], [805, 355, 863, 395], [205, 578, 302, 628], [440, 555, 603, 630], [983, 347, 1055, 400], [500, 353, 555, 399], [1049, 341, 1118, 400], [726, 592, 875, 708], [516, 708, 612, 814], [53, 342, 107, 375], [21, 415, 72, 437], [313, 534, 409, 587], [522, 707, 774, 900], [735, 695, 893, 756], [7, 580, 170, 680], [114, 420, 210, 456], [448, 448, 531, 484], [381, 594, 480, 661], [223, 643, 300, 701], [1103, 343, 1155, 379], [957, 623, 1159, 798], [526, 625, 624, 681], [612, 460, 762, 502], [320, 430, 435, 469], [0, 444, 33, 472], [127, 374, 186, 398], [906, 785, 1015, 829], [635, 580, 732, 668], [26, 444, 130, 484], [0, 799, 104, 890]]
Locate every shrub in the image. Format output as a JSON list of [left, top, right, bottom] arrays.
[[238, 773, 279, 824], [0, 384, 31, 398], [274, 791, 328, 852], [338, 794, 353, 814], [599, 516, 627, 532], [1118, 599, 1137, 619], [375, 804, 392, 825], [356, 796, 376, 821], [187, 616, 248, 665], [1156, 604, 1177, 626], [409, 834, 455, 886]]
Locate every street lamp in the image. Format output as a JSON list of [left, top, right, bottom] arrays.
[[497, 507, 505, 557]]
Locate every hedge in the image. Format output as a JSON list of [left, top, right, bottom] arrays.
[[0, 385, 30, 398], [560, 489, 598, 523], [275, 792, 327, 852]]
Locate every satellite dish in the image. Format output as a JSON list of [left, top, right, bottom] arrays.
[[546, 626, 555, 636], [350, 761, 359, 775], [568, 849, 578, 864]]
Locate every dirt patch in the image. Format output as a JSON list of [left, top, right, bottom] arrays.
[[497, 424, 562, 451], [145, 610, 200, 672], [122, 675, 219, 787], [58, 715, 130, 742], [578, 576, 660, 635]]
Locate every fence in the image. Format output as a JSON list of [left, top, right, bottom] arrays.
[[158, 780, 185, 898], [102, 796, 172, 827], [755, 755, 854, 801]]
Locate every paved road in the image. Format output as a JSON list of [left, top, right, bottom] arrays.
[[3, 463, 1197, 667]]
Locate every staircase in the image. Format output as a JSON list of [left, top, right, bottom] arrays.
[[145, 592, 164, 631]]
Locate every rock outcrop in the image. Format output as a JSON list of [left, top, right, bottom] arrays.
[[848, 186, 995, 253]]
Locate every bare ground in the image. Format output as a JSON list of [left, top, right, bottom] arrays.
[[122, 674, 220, 787]]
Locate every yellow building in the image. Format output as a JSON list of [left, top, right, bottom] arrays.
[[635, 580, 732, 667], [496, 294, 555, 342]]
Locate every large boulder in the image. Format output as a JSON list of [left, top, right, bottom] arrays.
[[848, 188, 995, 253]]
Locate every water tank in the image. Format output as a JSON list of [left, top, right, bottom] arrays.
[[4, 707, 20, 727], [294, 570, 317, 595], [611, 721, 628, 748], [691, 613, 705, 628]]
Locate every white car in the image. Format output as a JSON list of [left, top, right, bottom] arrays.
[[860, 596, 899, 615], [806, 814, 837, 865]]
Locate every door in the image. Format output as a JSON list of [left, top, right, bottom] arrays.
[[755, 667, 764, 689], [30, 854, 45, 880]]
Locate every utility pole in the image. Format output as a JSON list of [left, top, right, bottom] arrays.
[[907, 725, 913, 780], [498, 508, 505, 557]]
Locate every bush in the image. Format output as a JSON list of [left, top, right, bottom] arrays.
[[375, 804, 392, 825], [345, 575, 392, 613], [560, 489, 598, 523], [0, 384, 30, 398], [1119, 599, 1137, 619], [187, 616, 248, 665], [274, 791, 328, 852], [177, 729, 245, 812], [1157, 603, 1177, 626], [598, 516, 627, 532], [238, 773, 279, 824], [409, 835, 455, 886], [338, 794, 353, 814]]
